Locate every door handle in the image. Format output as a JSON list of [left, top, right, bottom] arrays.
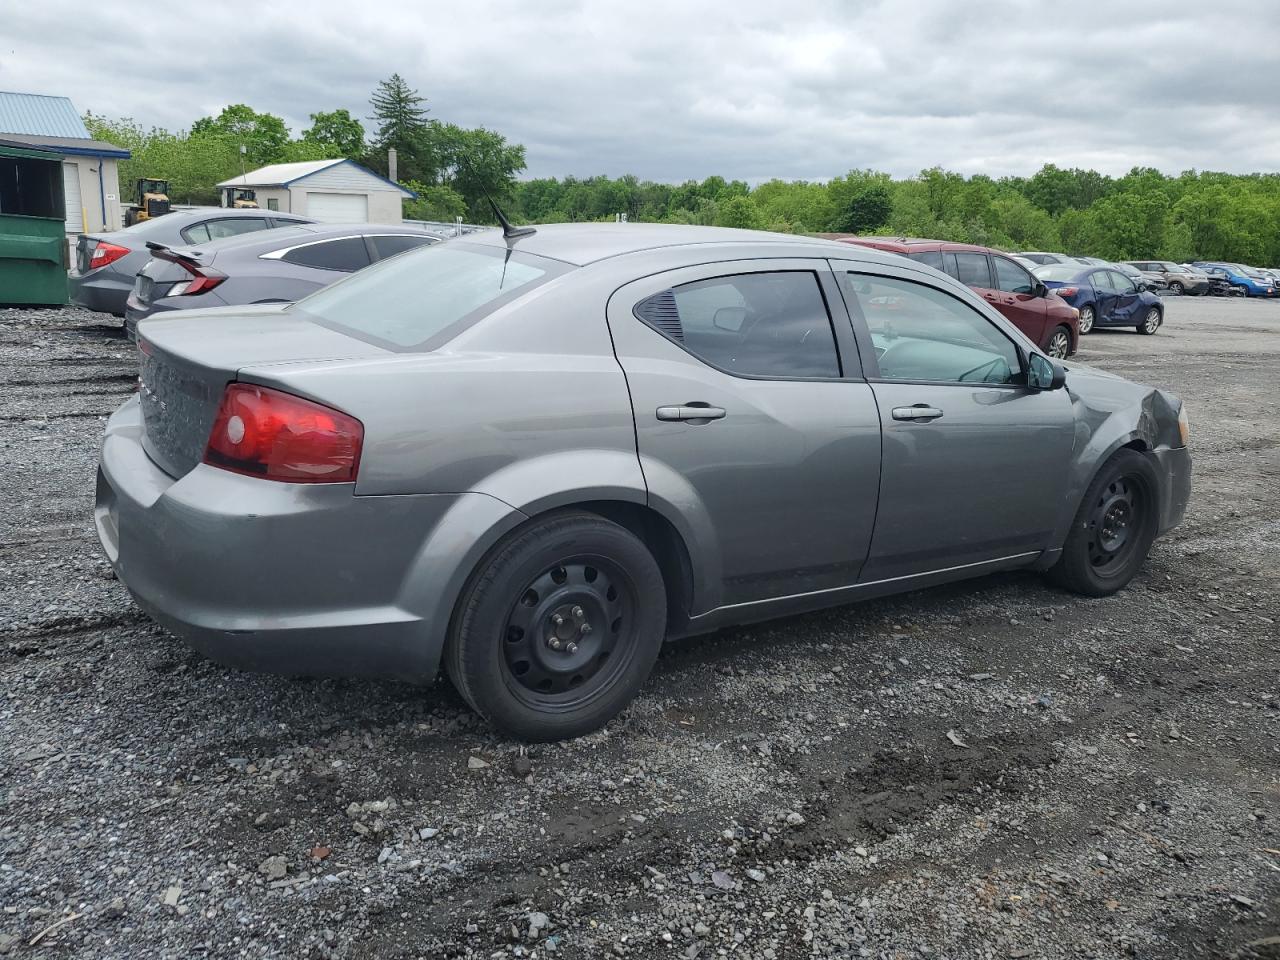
[[656, 403, 726, 423], [891, 405, 944, 422]]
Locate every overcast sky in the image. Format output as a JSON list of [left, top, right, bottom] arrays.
[[3, 0, 1278, 183]]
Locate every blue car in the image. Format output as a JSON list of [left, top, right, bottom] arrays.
[[1032, 264, 1164, 336], [1190, 262, 1277, 298]]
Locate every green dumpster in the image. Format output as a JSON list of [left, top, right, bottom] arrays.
[[0, 139, 69, 306]]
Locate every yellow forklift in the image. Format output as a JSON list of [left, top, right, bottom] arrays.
[[222, 187, 259, 209], [123, 178, 171, 227]]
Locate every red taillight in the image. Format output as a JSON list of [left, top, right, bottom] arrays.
[[89, 241, 130, 269], [1054, 286, 1078, 298], [203, 384, 363, 484]]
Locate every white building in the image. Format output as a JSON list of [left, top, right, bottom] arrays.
[[216, 159, 414, 223], [0, 91, 130, 234]]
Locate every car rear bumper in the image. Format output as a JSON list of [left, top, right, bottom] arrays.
[[1154, 444, 1191, 536], [94, 395, 477, 683], [70, 270, 131, 316]]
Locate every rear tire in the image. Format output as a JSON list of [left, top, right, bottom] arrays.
[[1077, 304, 1095, 334], [1046, 325, 1072, 359], [1048, 449, 1160, 597], [1136, 307, 1161, 335], [445, 511, 666, 741]]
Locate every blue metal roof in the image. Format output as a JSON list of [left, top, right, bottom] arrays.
[[0, 91, 93, 138]]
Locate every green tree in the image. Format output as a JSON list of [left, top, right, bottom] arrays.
[[402, 181, 468, 222], [302, 109, 365, 158], [830, 183, 892, 233], [190, 104, 289, 167], [369, 74, 431, 180], [428, 123, 527, 221], [716, 195, 763, 230]]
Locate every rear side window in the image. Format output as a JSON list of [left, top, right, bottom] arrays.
[[370, 234, 436, 260], [281, 237, 372, 272], [634, 272, 840, 379], [181, 217, 270, 244], [292, 242, 561, 350], [907, 250, 944, 270], [953, 253, 993, 288], [992, 256, 1034, 295]]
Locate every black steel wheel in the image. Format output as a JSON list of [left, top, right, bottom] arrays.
[[1078, 304, 1095, 334], [1049, 449, 1160, 597], [446, 511, 666, 741], [1046, 326, 1072, 359]]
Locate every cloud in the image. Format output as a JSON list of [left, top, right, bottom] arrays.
[[2, 0, 1276, 182]]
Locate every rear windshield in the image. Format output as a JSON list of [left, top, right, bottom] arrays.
[[1032, 265, 1081, 282], [291, 241, 567, 350]]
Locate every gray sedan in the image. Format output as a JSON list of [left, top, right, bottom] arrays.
[[96, 224, 1192, 741], [123, 223, 444, 339], [70, 208, 311, 316]]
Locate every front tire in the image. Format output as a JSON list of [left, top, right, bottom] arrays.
[[1078, 304, 1095, 334], [1049, 449, 1160, 597], [1137, 307, 1161, 335], [1167, 280, 1184, 295], [445, 511, 667, 741]]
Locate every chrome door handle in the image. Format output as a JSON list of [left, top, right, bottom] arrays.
[[656, 404, 726, 423], [891, 405, 944, 422]]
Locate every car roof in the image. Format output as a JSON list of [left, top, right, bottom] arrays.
[[457, 222, 883, 267], [174, 221, 448, 256], [837, 236, 997, 255]]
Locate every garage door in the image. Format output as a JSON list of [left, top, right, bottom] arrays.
[[305, 192, 369, 223], [62, 162, 82, 234]]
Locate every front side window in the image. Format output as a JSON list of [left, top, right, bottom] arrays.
[[993, 256, 1034, 295], [1090, 270, 1118, 292], [281, 236, 372, 272], [953, 252, 993, 288], [634, 272, 840, 379], [293, 242, 561, 350], [1110, 272, 1136, 293], [840, 273, 1021, 385]]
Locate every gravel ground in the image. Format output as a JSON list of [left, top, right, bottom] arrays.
[[0, 298, 1277, 960]]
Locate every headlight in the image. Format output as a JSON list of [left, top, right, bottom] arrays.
[[1177, 405, 1190, 446]]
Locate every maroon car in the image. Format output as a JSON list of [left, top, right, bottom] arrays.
[[838, 238, 1080, 359]]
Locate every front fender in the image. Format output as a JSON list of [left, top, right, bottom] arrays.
[[1048, 370, 1184, 552]]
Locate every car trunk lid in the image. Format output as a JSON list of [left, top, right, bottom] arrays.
[[136, 307, 386, 479]]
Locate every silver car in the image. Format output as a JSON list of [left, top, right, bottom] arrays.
[[96, 224, 1192, 741], [123, 223, 446, 338], [70, 208, 312, 316]]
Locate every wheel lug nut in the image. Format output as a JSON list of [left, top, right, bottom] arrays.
[[580, 623, 592, 636], [572, 606, 584, 619], [566, 642, 578, 654], [552, 614, 564, 626], [549, 638, 561, 650]]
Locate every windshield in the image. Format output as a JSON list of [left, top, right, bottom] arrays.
[[1033, 265, 1081, 282], [291, 241, 567, 350]]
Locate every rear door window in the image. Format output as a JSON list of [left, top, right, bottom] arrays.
[[281, 237, 372, 272], [634, 272, 841, 379], [992, 256, 1034, 295], [953, 253, 993, 288], [907, 250, 944, 271]]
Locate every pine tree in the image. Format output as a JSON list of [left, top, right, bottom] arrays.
[[369, 74, 429, 149]]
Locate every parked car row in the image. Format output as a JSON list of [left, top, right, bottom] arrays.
[[69, 207, 447, 328]]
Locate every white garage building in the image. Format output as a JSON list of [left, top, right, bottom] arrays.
[[217, 159, 414, 223]]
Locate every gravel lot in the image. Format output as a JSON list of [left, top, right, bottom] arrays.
[[1, 298, 1277, 960]]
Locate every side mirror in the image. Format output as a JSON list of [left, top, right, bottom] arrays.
[[1027, 353, 1067, 391], [1034, 281, 1048, 298]]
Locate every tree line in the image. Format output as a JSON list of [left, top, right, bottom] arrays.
[[84, 75, 1280, 266], [508, 166, 1280, 266]]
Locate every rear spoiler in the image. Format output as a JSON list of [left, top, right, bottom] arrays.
[[145, 241, 207, 265]]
